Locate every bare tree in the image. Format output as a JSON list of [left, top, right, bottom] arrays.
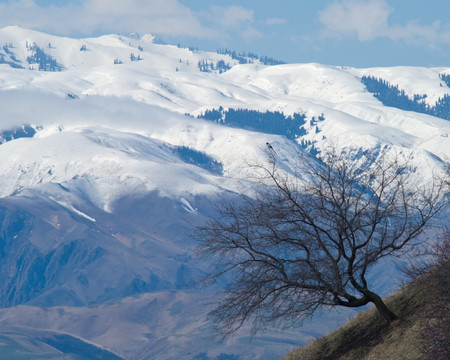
[[196, 146, 448, 335]]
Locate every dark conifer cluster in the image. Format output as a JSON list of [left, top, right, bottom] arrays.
[[216, 48, 285, 66], [26, 42, 64, 71], [362, 75, 450, 120], [0, 125, 36, 144], [197, 59, 231, 73], [0, 43, 24, 68], [439, 73, 450, 88], [174, 146, 223, 175], [198, 107, 320, 140]]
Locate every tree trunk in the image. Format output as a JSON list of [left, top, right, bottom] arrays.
[[368, 291, 398, 323]]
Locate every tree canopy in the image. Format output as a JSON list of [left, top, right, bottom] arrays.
[[196, 146, 448, 336]]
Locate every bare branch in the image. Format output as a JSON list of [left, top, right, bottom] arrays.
[[195, 145, 449, 335]]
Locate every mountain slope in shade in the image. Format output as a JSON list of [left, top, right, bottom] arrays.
[[0, 26, 448, 359]]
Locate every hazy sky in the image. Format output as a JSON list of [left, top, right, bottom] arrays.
[[0, 0, 449, 67]]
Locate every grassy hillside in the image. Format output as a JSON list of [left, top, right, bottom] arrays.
[[284, 257, 449, 360]]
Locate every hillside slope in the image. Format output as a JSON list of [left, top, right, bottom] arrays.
[[284, 257, 450, 360]]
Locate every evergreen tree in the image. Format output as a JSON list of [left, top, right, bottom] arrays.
[[361, 76, 450, 121]]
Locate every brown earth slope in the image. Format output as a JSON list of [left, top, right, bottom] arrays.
[[284, 258, 449, 360]]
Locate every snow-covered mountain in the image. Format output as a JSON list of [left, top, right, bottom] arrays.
[[0, 26, 448, 360]]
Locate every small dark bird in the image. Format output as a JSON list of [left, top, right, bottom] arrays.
[[266, 142, 277, 155]]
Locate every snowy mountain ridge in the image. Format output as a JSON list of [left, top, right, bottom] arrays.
[[0, 26, 449, 360]]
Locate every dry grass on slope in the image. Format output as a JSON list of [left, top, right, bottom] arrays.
[[284, 258, 449, 360]]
